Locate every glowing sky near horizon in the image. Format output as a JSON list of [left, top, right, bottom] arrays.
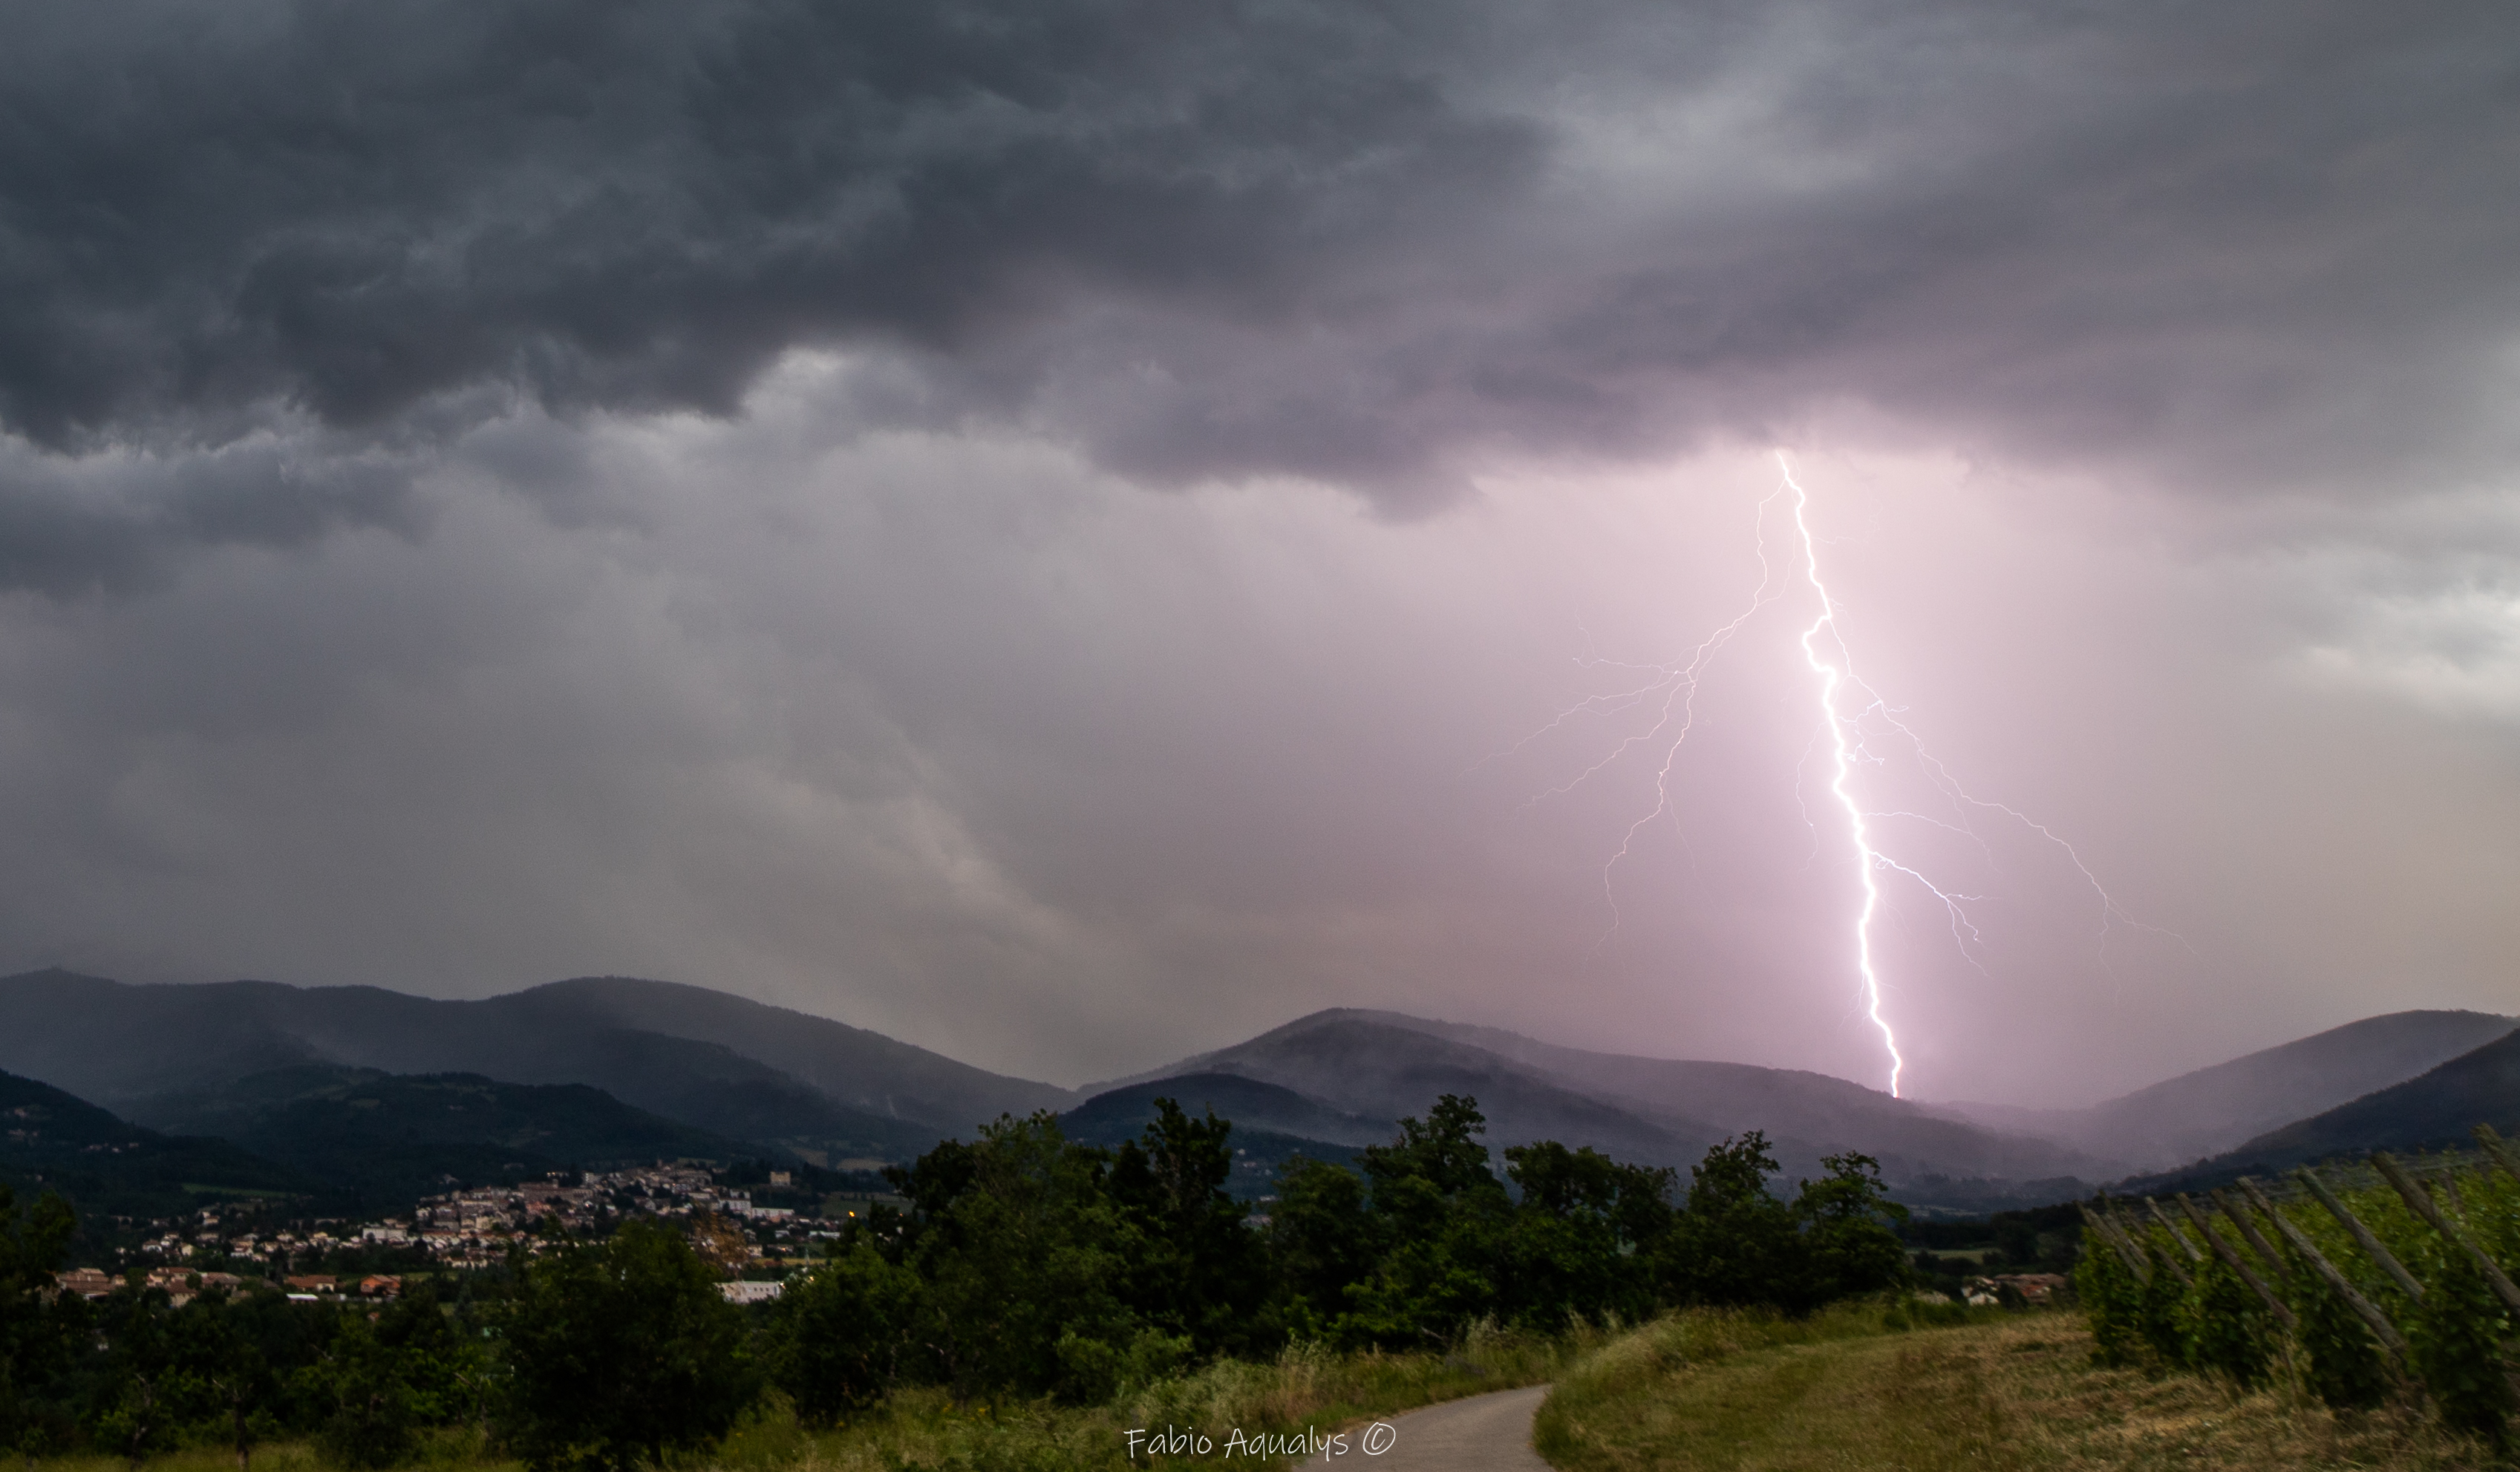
[[0, 0, 2516, 1105]]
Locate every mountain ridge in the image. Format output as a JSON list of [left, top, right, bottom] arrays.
[[7, 969, 2507, 1212], [128, 1064, 766, 1211], [1933, 1009, 2518, 1170], [0, 969, 1065, 1160], [2124, 1027, 2520, 1193]]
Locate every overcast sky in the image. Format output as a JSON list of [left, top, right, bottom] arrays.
[[3, 0, 2516, 1107]]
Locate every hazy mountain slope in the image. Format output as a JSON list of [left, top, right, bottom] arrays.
[[265, 1013, 941, 1159], [0, 970, 322, 1101], [0, 969, 1045, 1159], [127, 1065, 760, 1208], [1103, 1014, 1731, 1172], [0, 1067, 306, 1217], [2139, 1029, 2520, 1189], [498, 976, 1078, 1126], [1112, 1010, 2106, 1189], [1940, 1010, 2517, 1170], [1348, 1010, 2119, 1182]]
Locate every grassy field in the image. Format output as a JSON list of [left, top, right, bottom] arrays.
[[1535, 1305, 2497, 1472]]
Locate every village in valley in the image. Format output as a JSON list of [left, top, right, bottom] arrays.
[[47, 1161, 895, 1307]]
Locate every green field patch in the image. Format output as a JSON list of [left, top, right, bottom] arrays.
[[1538, 1306, 2492, 1471]]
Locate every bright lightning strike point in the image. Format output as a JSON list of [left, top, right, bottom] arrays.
[[1513, 454, 2176, 1105], [1780, 454, 1906, 1098]]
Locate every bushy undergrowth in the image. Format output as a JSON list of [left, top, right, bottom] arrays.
[[2075, 1157, 2520, 1448], [27, 1326, 1583, 1472]]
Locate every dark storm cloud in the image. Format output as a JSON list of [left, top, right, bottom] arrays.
[[2, 0, 2517, 587], [0, 0, 1544, 436]]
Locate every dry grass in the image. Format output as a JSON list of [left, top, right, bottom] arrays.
[[1536, 1307, 2497, 1472]]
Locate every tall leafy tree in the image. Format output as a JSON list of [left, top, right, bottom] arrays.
[[166, 1292, 284, 1472], [1107, 1099, 1266, 1355], [764, 1240, 925, 1423], [1659, 1132, 1802, 1309], [1501, 1142, 1675, 1327], [496, 1221, 760, 1472], [312, 1310, 425, 1470], [88, 1282, 180, 1468], [882, 1113, 1135, 1400], [0, 1188, 78, 1462], [1345, 1096, 1511, 1347], [1264, 1158, 1373, 1335], [1789, 1153, 1909, 1311]]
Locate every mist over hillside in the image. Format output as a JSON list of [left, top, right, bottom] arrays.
[[0, 970, 1065, 1167], [6, 969, 2510, 1213], [2118, 1027, 2520, 1194], [1933, 1010, 2517, 1171]]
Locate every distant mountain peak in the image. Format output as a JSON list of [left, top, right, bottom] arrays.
[[1936, 1008, 2519, 1172]]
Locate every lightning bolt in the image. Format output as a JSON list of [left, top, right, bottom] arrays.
[[1783, 455, 1905, 1096], [1514, 454, 2176, 1100], [1482, 483, 1789, 940]]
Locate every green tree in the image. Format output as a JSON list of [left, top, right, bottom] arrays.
[[1264, 1158, 1373, 1335], [1789, 1154, 1909, 1310], [1107, 1100, 1267, 1355], [88, 1280, 180, 1467], [1345, 1097, 1510, 1347], [369, 1283, 485, 1433], [764, 1240, 924, 1423], [884, 1113, 1135, 1400], [1500, 1142, 1674, 1327], [313, 1315, 419, 1470], [0, 1188, 79, 1463], [164, 1292, 285, 1471], [497, 1221, 760, 1472], [1658, 1134, 1802, 1309], [1362, 1096, 1505, 1211]]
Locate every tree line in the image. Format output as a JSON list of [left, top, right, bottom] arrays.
[[1, 1093, 1910, 1472]]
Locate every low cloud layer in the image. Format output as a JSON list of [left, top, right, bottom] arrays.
[[1, 1, 2516, 1102]]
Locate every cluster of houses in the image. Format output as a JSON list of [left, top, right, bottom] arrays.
[[134, 1218, 342, 1266], [45, 1162, 843, 1306], [342, 1165, 803, 1267], [50, 1266, 403, 1306], [351, 1180, 608, 1268]]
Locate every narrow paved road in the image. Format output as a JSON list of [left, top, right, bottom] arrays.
[[1303, 1384, 1550, 1471]]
